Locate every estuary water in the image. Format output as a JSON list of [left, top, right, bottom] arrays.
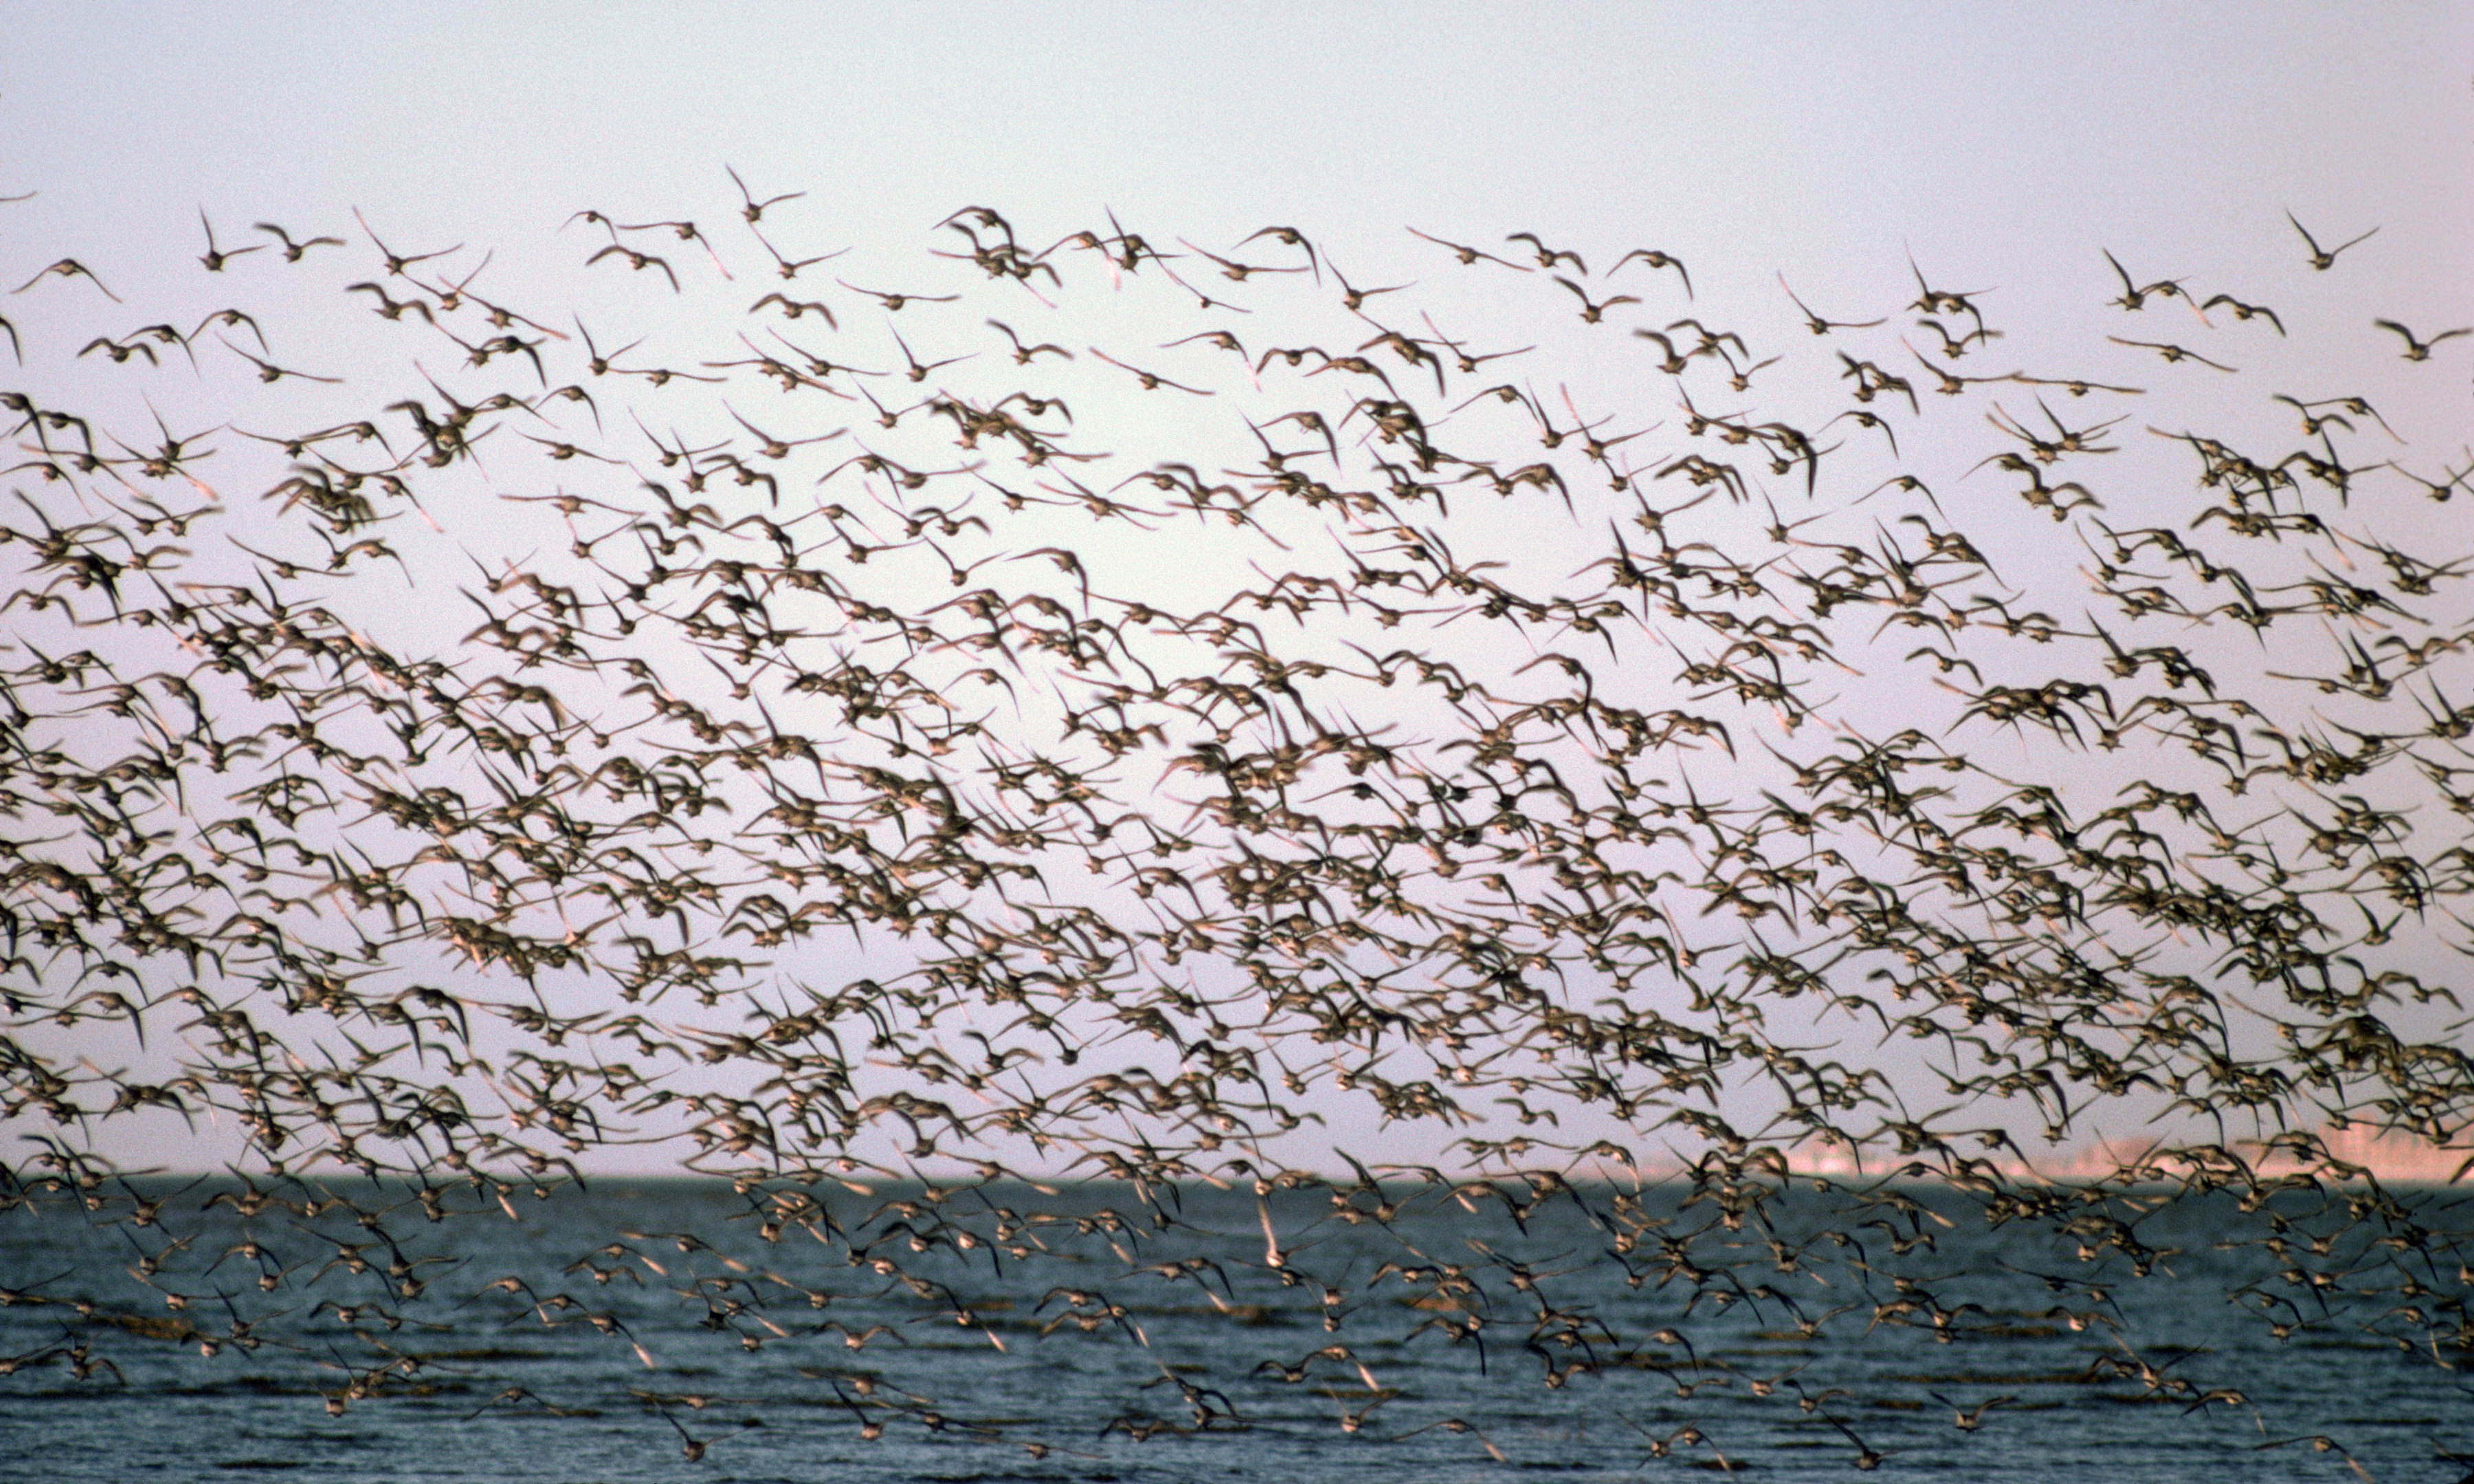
[[2, 1177, 2469, 1482]]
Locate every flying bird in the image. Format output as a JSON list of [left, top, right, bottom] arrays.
[[2285, 209, 2378, 269], [2372, 318, 2470, 361]]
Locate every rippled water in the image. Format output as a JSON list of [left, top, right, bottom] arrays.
[[4, 1178, 2469, 1481]]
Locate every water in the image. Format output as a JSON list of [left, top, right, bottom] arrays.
[[3, 1176, 2469, 1481]]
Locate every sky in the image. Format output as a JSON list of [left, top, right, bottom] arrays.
[[9, 5, 2468, 307], [3, 4, 2472, 1178]]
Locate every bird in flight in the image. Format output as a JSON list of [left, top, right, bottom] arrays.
[[196, 210, 265, 272], [2285, 209, 2378, 269], [254, 221, 347, 261], [1611, 248, 1693, 299], [2372, 318, 2470, 361], [1406, 226, 1527, 270], [727, 164, 804, 224], [14, 258, 121, 301]]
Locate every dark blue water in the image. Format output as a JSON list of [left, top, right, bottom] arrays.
[[3, 1176, 2469, 1481]]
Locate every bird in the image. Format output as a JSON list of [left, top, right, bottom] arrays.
[[1928, 1389, 2016, 1430], [988, 318, 1072, 363], [218, 337, 342, 383], [2371, 318, 2471, 361], [1904, 250, 1989, 324], [588, 243, 680, 293], [195, 210, 265, 272], [1777, 274, 1883, 333], [2285, 208, 2378, 269], [1089, 348, 1212, 394], [353, 207, 461, 276], [2198, 293, 2284, 335], [2100, 249, 2188, 311], [254, 222, 346, 261], [2106, 335, 2236, 372], [749, 292, 836, 326], [1236, 225, 1320, 281], [1178, 238, 1307, 282], [658, 1407, 714, 1463], [1611, 248, 1693, 298], [726, 164, 803, 223], [837, 280, 960, 312], [886, 325, 971, 381], [1506, 232, 1585, 274], [1554, 276, 1640, 324], [1824, 1415, 1891, 1470], [1406, 227, 1528, 270], [13, 258, 122, 301], [346, 281, 436, 324], [1328, 262, 1410, 313], [78, 333, 161, 367], [190, 305, 269, 351], [748, 225, 844, 280]]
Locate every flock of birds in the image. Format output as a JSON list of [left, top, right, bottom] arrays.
[[2, 170, 2473, 1470]]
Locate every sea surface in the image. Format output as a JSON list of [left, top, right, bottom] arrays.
[[3, 1177, 2469, 1482]]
